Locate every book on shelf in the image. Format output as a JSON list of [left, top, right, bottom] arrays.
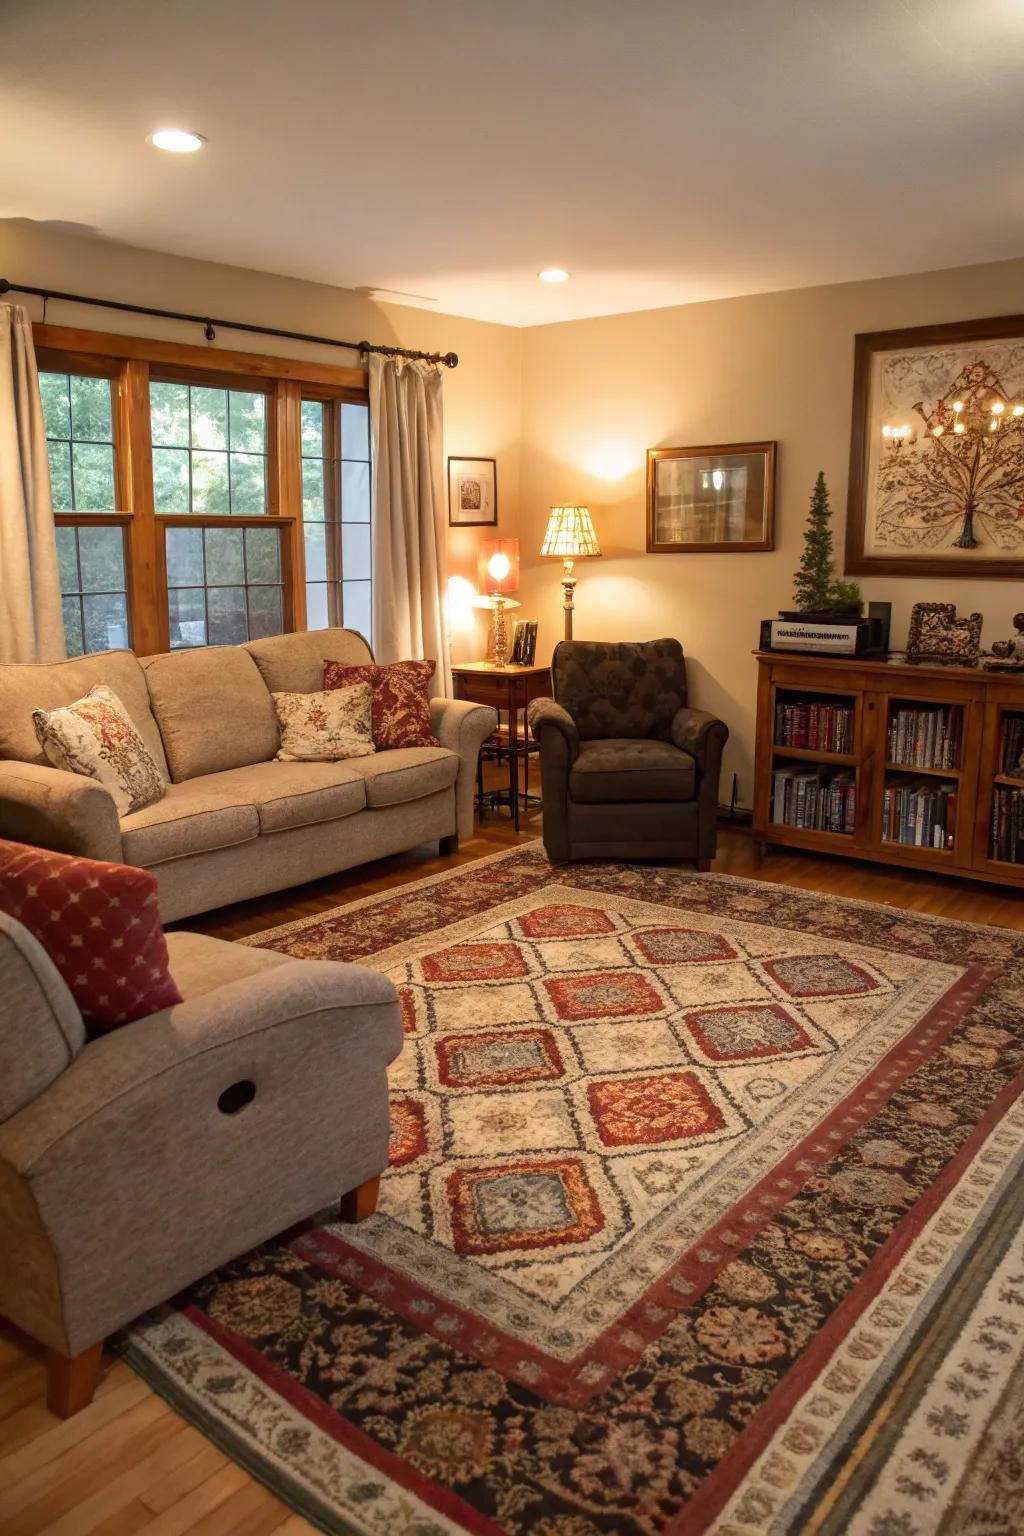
[[990, 784, 1024, 864], [774, 699, 854, 753], [771, 766, 855, 833], [998, 713, 1024, 776], [886, 705, 961, 770], [882, 779, 957, 850]]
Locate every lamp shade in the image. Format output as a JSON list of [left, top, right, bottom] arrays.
[[479, 537, 519, 594], [540, 505, 601, 558]]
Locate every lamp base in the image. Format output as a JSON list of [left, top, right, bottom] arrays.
[[491, 594, 509, 666], [560, 558, 577, 642]]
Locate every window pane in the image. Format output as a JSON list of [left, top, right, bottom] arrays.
[[204, 526, 245, 585], [192, 450, 230, 515], [83, 592, 129, 652], [78, 525, 125, 592], [150, 382, 189, 447], [247, 584, 283, 640], [62, 596, 84, 657], [300, 400, 323, 455], [152, 448, 190, 513], [166, 526, 204, 587], [48, 441, 73, 511], [304, 522, 328, 582], [229, 391, 265, 453], [70, 375, 112, 441], [71, 443, 116, 511], [169, 588, 207, 649], [342, 523, 371, 582], [56, 525, 79, 591], [341, 460, 370, 522], [229, 452, 265, 515], [342, 402, 369, 460], [343, 580, 372, 641], [190, 387, 228, 450], [306, 582, 329, 630], [40, 373, 71, 439], [207, 586, 248, 646], [301, 457, 326, 520], [245, 526, 281, 583]]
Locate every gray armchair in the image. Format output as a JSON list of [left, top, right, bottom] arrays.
[[0, 910, 402, 1416], [528, 638, 728, 864]]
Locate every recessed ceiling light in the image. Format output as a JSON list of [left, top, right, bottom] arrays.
[[149, 129, 205, 154], [538, 267, 570, 283]]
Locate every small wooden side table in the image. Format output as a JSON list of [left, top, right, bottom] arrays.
[[452, 662, 552, 831]]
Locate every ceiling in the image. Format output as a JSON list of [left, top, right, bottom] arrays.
[[2, 0, 1022, 327]]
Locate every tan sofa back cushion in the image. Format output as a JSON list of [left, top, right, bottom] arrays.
[[245, 628, 373, 695], [141, 648, 280, 782], [0, 650, 170, 780]]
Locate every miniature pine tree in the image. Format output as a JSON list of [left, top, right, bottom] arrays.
[[793, 471, 837, 612]]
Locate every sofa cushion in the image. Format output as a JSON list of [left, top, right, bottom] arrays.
[[345, 746, 459, 808], [553, 637, 687, 741], [323, 659, 439, 749], [33, 684, 166, 816], [141, 647, 280, 782], [245, 627, 374, 695], [0, 838, 181, 1036], [120, 780, 260, 867], [570, 738, 696, 803], [0, 649, 170, 779]]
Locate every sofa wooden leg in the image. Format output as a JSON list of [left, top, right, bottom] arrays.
[[46, 1341, 104, 1418], [439, 833, 459, 856], [339, 1174, 381, 1223]]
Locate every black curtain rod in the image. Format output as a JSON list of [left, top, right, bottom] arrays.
[[0, 279, 459, 368]]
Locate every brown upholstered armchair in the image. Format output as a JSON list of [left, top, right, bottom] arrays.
[[527, 638, 728, 865]]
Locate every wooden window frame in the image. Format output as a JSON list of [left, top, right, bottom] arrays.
[[34, 325, 368, 656]]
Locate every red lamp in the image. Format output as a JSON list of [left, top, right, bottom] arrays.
[[475, 538, 520, 665]]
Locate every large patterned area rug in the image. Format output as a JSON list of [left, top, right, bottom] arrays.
[[119, 848, 1024, 1536]]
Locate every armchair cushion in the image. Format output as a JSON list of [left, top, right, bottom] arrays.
[[552, 638, 687, 741], [570, 739, 696, 803]]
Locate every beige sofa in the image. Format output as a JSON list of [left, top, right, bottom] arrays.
[[0, 630, 497, 921], [0, 907, 402, 1416]]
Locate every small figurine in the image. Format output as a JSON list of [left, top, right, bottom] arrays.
[[983, 613, 1024, 672]]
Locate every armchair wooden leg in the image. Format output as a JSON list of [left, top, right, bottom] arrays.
[[440, 833, 459, 856], [339, 1174, 381, 1223], [696, 858, 712, 872], [46, 1341, 104, 1418]]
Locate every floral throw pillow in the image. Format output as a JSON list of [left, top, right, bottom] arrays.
[[323, 660, 438, 750], [32, 684, 166, 817], [273, 683, 375, 762]]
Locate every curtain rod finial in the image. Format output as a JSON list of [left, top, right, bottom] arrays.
[[442, 352, 458, 368]]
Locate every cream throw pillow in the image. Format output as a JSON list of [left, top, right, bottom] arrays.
[[273, 683, 375, 762], [32, 684, 166, 816]]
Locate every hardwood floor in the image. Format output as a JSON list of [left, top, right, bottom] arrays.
[[3, 806, 1022, 1533]]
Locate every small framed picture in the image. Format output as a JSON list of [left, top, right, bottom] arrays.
[[647, 441, 776, 552], [448, 456, 497, 527]]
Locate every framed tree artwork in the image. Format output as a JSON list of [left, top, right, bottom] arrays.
[[845, 314, 1024, 578]]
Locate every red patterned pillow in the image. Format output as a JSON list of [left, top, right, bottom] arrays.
[[0, 839, 182, 1037], [323, 660, 439, 749]]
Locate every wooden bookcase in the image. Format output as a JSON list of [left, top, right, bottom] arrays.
[[753, 651, 1024, 888]]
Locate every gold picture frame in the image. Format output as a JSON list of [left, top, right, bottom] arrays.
[[646, 441, 776, 553]]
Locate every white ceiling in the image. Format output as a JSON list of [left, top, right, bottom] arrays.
[[2, 0, 1022, 328]]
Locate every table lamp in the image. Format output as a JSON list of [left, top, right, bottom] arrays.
[[473, 538, 520, 665], [540, 506, 601, 640]]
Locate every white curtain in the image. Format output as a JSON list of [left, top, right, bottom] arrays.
[[368, 354, 451, 694], [0, 304, 64, 662]]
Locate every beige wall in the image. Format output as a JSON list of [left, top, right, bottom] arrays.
[[518, 257, 1024, 806], [0, 219, 524, 661]]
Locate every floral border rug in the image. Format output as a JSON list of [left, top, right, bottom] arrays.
[[118, 847, 1024, 1536]]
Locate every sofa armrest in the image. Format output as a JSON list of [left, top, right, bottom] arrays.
[[0, 761, 122, 864], [430, 697, 498, 840], [528, 698, 580, 761]]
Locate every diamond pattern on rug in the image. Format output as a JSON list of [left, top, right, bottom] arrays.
[[420, 941, 530, 983], [388, 1097, 429, 1166], [518, 903, 618, 938], [447, 1157, 605, 1254], [435, 1027, 565, 1088], [764, 952, 880, 998], [544, 969, 667, 1021], [587, 1069, 734, 1148], [682, 1001, 817, 1062], [632, 926, 737, 965]]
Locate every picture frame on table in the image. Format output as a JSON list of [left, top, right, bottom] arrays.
[[646, 441, 776, 553], [448, 456, 497, 527]]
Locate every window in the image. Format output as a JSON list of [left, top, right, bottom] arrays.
[[35, 325, 370, 657], [301, 398, 372, 641], [41, 369, 130, 655], [150, 382, 267, 515]]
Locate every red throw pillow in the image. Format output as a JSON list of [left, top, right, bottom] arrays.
[[0, 839, 182, 1037], [323, 660, 439, 749]]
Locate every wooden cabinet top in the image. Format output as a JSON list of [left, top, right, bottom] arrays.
[[755, 650, 1024, 689]]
